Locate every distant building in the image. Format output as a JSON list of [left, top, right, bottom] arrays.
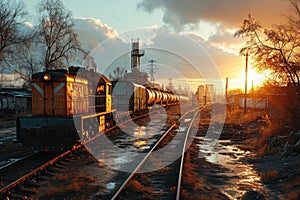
[[226, 85, 293, 114], [195, 84, 215, 105], [205, 84, 215, 103], [227, 94, 268, 110], [0, 87, 31, 113], [196, 85, 205, 104]]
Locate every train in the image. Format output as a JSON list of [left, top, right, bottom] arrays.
[[16, 66, 189, 150]]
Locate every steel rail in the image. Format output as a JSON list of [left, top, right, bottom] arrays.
[[176, 110, 199, 200], [111, 109, 195, 200], [0, 152, 37, 171], [0, 150, 71, 194], [0, 109, 158, 196]]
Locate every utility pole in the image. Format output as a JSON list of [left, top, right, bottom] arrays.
[[244, 53, 248, 114], [225, 77, 228, 103], [252, 80, 254, 109], [148, 59, 158, 88]]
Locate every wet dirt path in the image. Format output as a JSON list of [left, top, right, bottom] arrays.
[[181, 136, 279, 199], [197, 137, 277, 199]]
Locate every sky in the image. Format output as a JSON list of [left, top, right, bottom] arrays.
[[23, 0, 292, 92]]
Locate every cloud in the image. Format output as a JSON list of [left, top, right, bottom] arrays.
[[137, 0, 289, 30], [71, 19, 246, 87], [207, 27, 246, 56], [73, 17, 120, 50], [72, 17, 133, 75], [188, 33, 245, 79]]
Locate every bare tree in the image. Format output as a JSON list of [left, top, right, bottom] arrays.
[[83, 53, 97, 71], [0, 0, 34, 87], [0, 0, 27, 61], [14, 40, 44, 88], [37, 0, 81, 70], [109, 67, 125, 81]]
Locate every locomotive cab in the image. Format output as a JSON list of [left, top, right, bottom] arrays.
[[31, 70, 88, 117], [17, 67, 114, 150]]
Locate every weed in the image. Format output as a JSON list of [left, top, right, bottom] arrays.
[[260, 170, 278, 183]]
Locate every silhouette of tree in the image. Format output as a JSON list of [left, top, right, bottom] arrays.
[[109, 67, 125, 81], [235, 5, 300, 94], [15, 41, 43, 87], [0, 0, 28, 61], [37, 0, 82, 70], [235, 0, 300, 128]]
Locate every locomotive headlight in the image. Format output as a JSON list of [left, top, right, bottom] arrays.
[[43, 73, 51, 81]]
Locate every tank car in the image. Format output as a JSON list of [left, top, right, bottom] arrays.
[[17, 66, 115, 150], [112, 80, 183, 120], [112, 80, 148, 117]]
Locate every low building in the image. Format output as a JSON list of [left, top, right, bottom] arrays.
[[0, 87, 31, 113]]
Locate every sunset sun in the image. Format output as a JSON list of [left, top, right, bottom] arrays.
[[247, 68, 265, 88]]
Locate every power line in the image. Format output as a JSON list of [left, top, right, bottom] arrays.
[[147, 59, 159, 87]]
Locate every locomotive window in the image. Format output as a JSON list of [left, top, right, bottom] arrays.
[[96, 85, 105, 94], [107, 85, 112, 95]]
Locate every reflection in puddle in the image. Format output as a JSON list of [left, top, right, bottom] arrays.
[[105, 124, 164, 170], [197, 137, 265, 199], [131, 125, 163, 151], [177, 127, 186, 132], [184, 118, 192, 122], [134, 140, 147, 148], [106, 182, 116, 190], [134, 126, 146, 137]]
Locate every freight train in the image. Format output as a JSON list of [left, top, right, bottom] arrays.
[[17, 66, 189, 150]]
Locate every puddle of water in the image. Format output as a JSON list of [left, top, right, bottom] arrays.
[[134, 126, 146, 137], [106, 182, 116, 190], [196, 136, 266, 199], [93, 119, 167, 172], [184, 118, 192, 122], [177, 127, 186, 132], [133, 139, 147, 148]]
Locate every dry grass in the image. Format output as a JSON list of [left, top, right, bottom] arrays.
[[286, 191, 300, 200], [239, 129, 280, 157], [46, 181, 81, 195], [45, 172, 97, 196], [225, 107, 289, 156], [253, 117, 290, 156], [225, 108, 265, 124], [260, 170, 278, 183], [126, 179, 154, 199]]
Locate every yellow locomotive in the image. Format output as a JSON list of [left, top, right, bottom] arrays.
[[17, 66, 114, 150]]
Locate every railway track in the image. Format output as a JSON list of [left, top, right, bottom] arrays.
[[0, 151, 67, 198], [109, 109, 199, 199], [0, 106, 184, 199]]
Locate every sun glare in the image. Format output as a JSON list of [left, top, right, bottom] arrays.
[[247, 68, 265, 87], [234, 68, 266, 92]]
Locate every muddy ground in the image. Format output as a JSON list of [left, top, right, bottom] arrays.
[[180, 108, 300, 200], [1, 108, 300, 199], [0, 110, 33, 167]]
